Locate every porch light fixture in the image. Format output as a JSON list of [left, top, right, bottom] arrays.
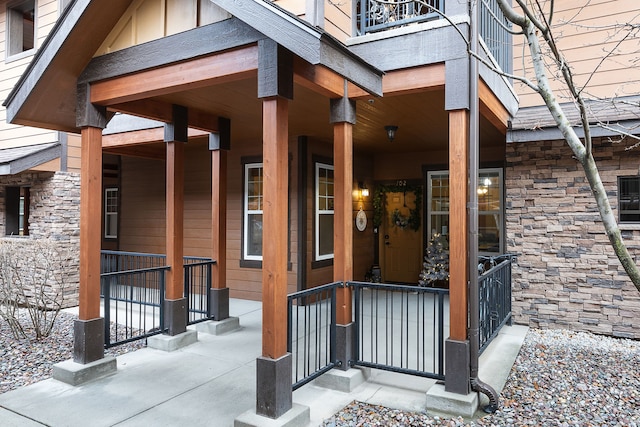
[[385, 125, 398, 142], [359, 182, 370, 198]]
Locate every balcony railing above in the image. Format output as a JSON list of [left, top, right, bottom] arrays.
[[356, 0, 442, 35], [355, 0, 512, 74]]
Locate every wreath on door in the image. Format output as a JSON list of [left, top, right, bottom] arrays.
[[372, 183, 422, 231]]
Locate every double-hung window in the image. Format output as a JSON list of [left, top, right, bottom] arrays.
[[243, 163, 263, 261], [315, 162, 334, 261], [104, 188, 118, 239], [427, 168, 503, 254]]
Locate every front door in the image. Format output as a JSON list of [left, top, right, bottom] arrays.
[[381, 190, 422, 283]]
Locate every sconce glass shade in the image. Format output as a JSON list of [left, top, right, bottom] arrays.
[[358, 181, 369, 198], [385, 125, 398, 142]]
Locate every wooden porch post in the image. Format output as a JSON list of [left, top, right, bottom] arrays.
[[331, 94, 356, 370], [210, 117, 230, 320], [255, 38, 294, 420], [74, 83, 108, 364], [75, 126, 105, 363], [164, 105, 188, 336], [445, 108, 471, 394]]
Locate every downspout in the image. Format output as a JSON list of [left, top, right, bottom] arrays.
[[468, 0, 499, 413]]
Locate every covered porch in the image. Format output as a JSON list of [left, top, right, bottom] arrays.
[[3, 0, 517, 423]]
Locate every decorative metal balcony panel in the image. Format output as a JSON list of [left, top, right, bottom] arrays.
[[357, 0, 442, 35]]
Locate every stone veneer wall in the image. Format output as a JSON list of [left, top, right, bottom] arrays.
[[506, 137, 640, 339], [0, 172, 80, 308]]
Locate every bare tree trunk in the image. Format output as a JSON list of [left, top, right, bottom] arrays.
[[496, 0, 640, 291]]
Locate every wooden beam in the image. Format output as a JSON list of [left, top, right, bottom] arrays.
[[211, 149, 227, 290], [102, 127, 209, 149], [166, 141, 185, 301], [383, 64, 446, 96], [109, 100, 221, 133], [90, 46, 259, 106], [293, 58, 344, 98], [479, 79, 509, 131], [103, 144, 166, 160], [261, 96, 289, 359], [333, 121, 354, 325], [448, 109, 469, 342], [79, 126, 103, 321]]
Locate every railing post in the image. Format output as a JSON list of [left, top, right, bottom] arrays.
[[160, 271, 166, 333], [103, 277, 111, 347]]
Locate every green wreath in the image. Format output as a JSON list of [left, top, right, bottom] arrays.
[[373, 183, 422, 231]]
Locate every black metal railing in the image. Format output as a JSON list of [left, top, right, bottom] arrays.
[[287, 282, 341, 390], [480, 0, 512, 73], [478, 255, 513, 354], [101, 265, 169, 348], [350, 281, 448, 381], [184, 257, 216, 324], [356, 0, 441, 35], [101, 250, 165, 274], [99, 251, 215, 347]]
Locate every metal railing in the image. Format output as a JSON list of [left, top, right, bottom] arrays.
[[100, 251, 215, 347], [478, 255, 513, 354], [480, 0, 512, 73], [101, 250, 165, 274], [287, 282, 341, 390], [356, 0, 441, 35], [350, 281, 448, 381], [184, 257, 216, 324], [101, 266, 169, 348]]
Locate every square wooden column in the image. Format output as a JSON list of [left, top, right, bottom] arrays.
[[255, 37, 294, 420], [74, 83, 107, 364], [164, 105, 187, 336], [210, 118, 230, 320], [445, 109, 471, 394], [331, 95, 356, 369], [75, 125, 105, 364]]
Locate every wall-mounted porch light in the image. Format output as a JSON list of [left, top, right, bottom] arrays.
[[385, 125, 398, 142], [359, 181, 370, 198]]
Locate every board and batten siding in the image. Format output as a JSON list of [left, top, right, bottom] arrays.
[[513, 0, 640, 108], [94, 0, 230, 56]]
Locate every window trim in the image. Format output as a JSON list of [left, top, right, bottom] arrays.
[[314, 161, 334, 262], [242, 161, 264, 264], [6, 0, 36, 61], [5, 186, 29, 236], [104, 187, 118, 239], [427, 168, 504, 254], [618, 175, 640, 223]]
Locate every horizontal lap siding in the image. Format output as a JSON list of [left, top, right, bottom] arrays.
[[0, 0, 59, 157], [514, 0, 640, 108]]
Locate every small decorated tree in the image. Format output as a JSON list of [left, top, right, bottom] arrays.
[[418, 233, 449, 287]]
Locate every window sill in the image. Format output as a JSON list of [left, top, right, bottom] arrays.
[[5, 48, 36, 64], [619, 223, 640, 231]]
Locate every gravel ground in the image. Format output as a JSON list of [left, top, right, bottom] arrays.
[[0, 309, 144, 394], [323, 329, 640, 426], [2, 313, 640, 426]]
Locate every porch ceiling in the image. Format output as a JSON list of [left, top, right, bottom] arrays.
[[106, 79, 504, 157]]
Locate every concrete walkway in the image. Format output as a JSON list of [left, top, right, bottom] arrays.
[[0, 299, 528, 427]]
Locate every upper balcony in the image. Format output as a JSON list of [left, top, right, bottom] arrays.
[[352, 0, 512, 75]]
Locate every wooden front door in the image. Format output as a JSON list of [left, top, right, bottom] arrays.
[[381, 190, 422, 283]]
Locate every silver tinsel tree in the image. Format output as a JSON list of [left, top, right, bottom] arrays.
[[418, 233, 449, 286]]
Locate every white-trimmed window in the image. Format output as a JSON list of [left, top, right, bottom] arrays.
[[5, 186, 29, 236], [427, 168, 503, 254], [315, 162, 334, 261], [243, 163, 263, 261], [104, 188, 118, 239], [6, 0, 35, 58], [619, 176, 640, 222]]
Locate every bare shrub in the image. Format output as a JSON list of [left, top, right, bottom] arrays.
[[0, 239, 69, 339]]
